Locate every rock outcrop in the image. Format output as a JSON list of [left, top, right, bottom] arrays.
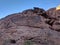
[[46, 7, 60, 31], [0, 7, 60, 45]]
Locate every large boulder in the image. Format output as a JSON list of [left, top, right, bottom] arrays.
[[0, 7, 49, 29], [0, 7, 60, 45]]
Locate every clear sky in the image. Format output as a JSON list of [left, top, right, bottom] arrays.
[[0, 0, 60, 19]]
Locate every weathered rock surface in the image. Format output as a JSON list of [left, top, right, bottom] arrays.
[[46, 8, 60, 31], [0, 7, 60, 45]]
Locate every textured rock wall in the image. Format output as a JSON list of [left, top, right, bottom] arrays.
[[0, 7, 60, 45]]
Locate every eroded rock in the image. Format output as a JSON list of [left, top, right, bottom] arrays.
[[0, 7, 60, 45]]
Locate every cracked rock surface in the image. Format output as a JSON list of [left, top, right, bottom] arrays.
[[0, 7, 60, 45], [46, 8, 60, 31]]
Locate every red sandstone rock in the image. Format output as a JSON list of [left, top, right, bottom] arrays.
[[0, 7, 60, 45], [46, 8, 60, 31]]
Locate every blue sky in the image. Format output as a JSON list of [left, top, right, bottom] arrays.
[[0, 0, 60, 19]]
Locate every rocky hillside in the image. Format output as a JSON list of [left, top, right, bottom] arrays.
[[0, 7, 60, 45]]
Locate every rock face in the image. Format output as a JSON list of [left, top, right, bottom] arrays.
[[0, 7, 60, 45], [46, 8, 60, 31]]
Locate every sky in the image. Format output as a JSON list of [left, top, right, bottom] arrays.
[[0, 0, 60, 19]]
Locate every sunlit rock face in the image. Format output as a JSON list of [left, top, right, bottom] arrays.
[[0, 7, 60, 45], [46, 6, 60, 31], [56, 5, 60, 10]]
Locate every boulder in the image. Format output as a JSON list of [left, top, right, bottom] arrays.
[[0, 7, 60, 45]]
